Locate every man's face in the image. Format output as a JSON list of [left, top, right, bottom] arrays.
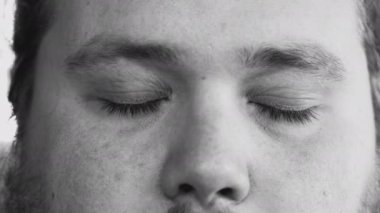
[[17, 0, 378, 212]]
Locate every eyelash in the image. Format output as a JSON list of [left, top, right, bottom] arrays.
[[100, 98, 167, 118], [255, 103, 318, 124], [100, 98, 318, 124]]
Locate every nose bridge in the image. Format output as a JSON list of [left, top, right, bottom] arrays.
[[161, 80, 251, 207], [177, 81, 241, 163], [190, 79, 248, 152], [190, 79, 241, 137], [181, 79, 249, 166]]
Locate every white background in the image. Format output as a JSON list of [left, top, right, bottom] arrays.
[[0, 0, 16, 145]]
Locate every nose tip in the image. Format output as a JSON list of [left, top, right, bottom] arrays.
[[176, 182, 247, 206], [162, 164, 250, 207]]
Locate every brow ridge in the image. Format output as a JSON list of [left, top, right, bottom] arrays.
[[65, 34, 181, 71], [240, 44, 345, 81]]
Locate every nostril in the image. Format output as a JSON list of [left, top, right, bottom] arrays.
[[217, 187, 236, 200], [178, 183, 195, 194]]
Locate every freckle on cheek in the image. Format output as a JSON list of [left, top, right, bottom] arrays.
[[114, 172, 124, 182]]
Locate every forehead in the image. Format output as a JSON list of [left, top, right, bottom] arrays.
[[46, 0, 366, 77], [52, 0, 360, 46]]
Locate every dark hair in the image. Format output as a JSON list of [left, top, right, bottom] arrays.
[[362, 0, 380, 145], [8, 0, 52, 126], [7, 0, 380, 132]]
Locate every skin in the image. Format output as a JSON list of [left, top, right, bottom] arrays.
[[15, 0, 378, 212]]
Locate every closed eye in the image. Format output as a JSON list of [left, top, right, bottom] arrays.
[[99, 97, 169, 118], [255, 103, 318, 124]]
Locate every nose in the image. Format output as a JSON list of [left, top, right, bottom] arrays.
[[161, 89, 252, 207], [162, 157, 250, 207]]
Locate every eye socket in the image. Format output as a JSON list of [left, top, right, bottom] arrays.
[[254, 103, 318, 124], [99, 97, 169, 118]]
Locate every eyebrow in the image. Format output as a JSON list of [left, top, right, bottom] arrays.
[[65, 34, 182, 71], [239, 44, 345, 81], [65, 34, 345, 82]]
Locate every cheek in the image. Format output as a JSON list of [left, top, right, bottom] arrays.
[[315, 106, 376, 207], [249, 92, 376, 212], [35, 100, 172, 211], [295, 67, 378, 210], [321, 70, 377, 203], [251, 129, 375, 212]]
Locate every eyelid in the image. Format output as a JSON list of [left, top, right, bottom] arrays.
[[255, 103, 318, 125], [99, 98, 166, 119], [94, 80, 172, 104], [247, 94, 321, 110], [97, 90, 170, 105]]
